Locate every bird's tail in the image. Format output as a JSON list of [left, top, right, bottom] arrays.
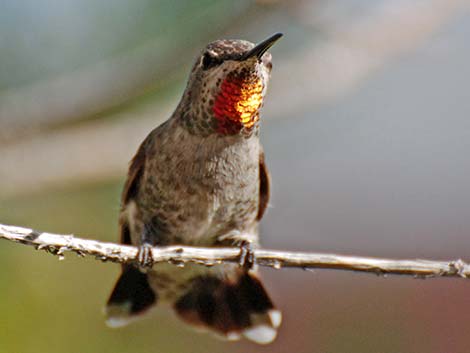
[[105, 265, 157, 327], [173, 270, 281, 344]]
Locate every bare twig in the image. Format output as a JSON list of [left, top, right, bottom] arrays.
[[0, 222, 469, 278]]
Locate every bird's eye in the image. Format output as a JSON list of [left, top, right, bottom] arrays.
[[201, 53, 220, 70]]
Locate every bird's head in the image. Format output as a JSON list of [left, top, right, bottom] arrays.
[[179, 33, 282, 136]]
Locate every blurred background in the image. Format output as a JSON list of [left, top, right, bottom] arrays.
[[1, 0, 470, 352]]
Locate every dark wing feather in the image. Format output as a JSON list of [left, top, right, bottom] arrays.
[[119, 141, 147, 245], [257, 149, 270, 221], [122, 143, 147, 205]]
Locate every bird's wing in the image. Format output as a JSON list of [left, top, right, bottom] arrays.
[[257, 148, 270, 221], [107, 138, 158, 322], [119, 140, 147, 245], [123, 142, 147, 205]]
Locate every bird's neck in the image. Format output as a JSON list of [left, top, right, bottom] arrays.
[[212, 73, 263, 135], [176, 74, 264, 137]]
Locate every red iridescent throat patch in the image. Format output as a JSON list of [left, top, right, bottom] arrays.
[[212, 72, 264, 134]]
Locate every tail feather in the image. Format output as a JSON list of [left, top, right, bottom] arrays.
[[105, 265, 157, 327], [174, 271, 281, 344]]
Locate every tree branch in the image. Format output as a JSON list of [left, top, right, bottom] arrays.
[[1, 222, 469, 279]]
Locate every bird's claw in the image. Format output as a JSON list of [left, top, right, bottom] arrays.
[[238, 240, 255, 270], [137, 243, 154, 269]]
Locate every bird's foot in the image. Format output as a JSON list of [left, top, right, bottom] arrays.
[[136, 243, 154, 269], [238, 240, 256, 270]]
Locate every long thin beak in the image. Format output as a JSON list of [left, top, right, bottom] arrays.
[[240, 32, 283, 61]]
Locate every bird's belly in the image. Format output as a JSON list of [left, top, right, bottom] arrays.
[[165, 178, 259, 246], [137, 183, 257, 247]]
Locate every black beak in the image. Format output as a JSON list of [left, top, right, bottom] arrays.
[[240, 32, 283, 61]]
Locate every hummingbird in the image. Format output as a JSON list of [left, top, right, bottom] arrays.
[[105, 33, 283, 344]]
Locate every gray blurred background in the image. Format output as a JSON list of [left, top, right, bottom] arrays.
[[1, 1, 470, 352]]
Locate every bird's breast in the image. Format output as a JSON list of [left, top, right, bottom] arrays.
[[139, 124, 260, 246]]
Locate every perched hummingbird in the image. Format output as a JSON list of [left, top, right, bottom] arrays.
[[105, 33, 283, 344]]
